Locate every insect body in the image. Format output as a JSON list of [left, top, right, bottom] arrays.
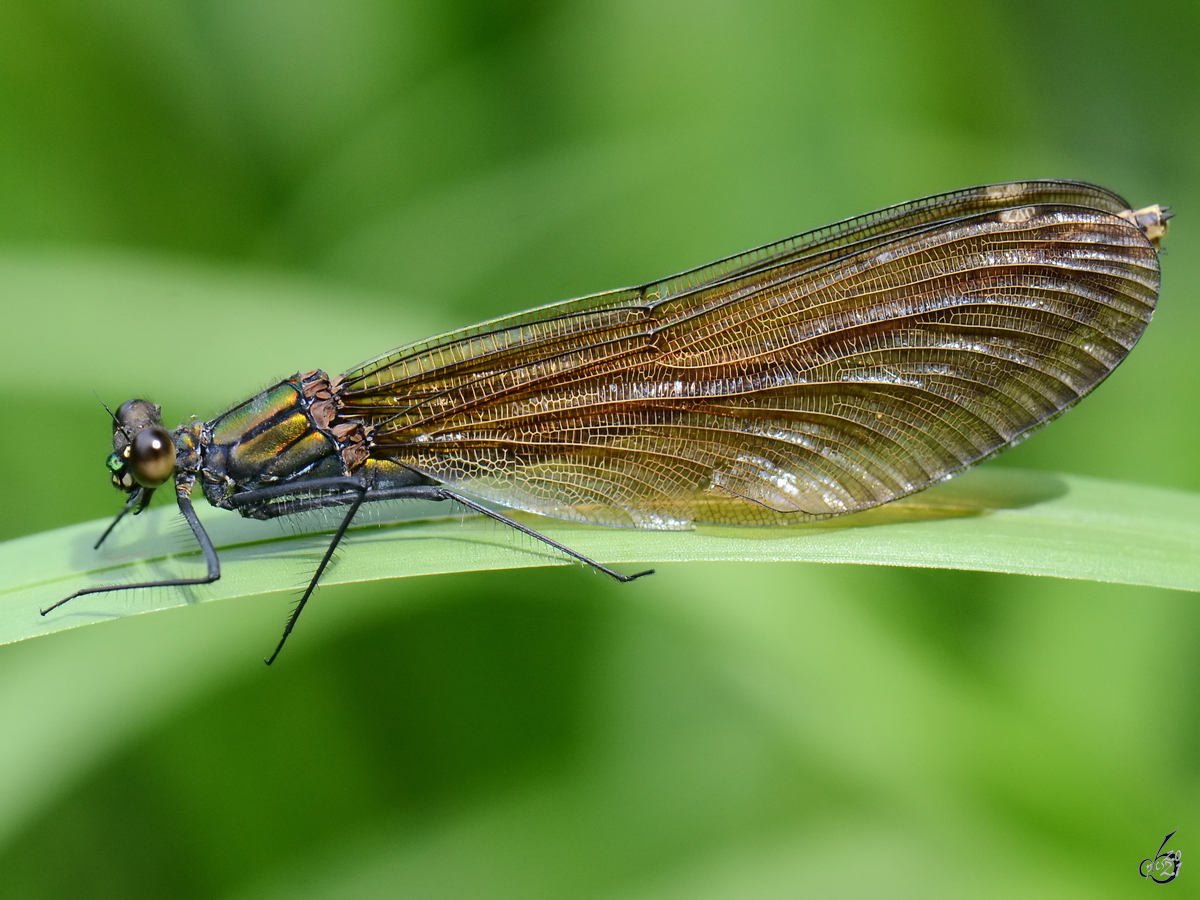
[[47, 180, 1170, 662]]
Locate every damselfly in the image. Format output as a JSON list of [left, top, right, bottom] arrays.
[[45, 180, 1170, 663]]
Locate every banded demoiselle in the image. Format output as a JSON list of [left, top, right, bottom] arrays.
[[44, 180, 1170, 663]]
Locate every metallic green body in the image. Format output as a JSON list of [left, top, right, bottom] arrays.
[[186, 376, 344, 515], [173, 371, 429, 519]]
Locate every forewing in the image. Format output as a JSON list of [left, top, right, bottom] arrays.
[[339, 181, 1160, 529]]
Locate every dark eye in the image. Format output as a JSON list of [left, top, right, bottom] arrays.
[[130, 426, 175, 488]]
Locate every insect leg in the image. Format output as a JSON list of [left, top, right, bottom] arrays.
[[42, 495, 220, 615], [392, 485, 655, 584], [262, 480, 368, 666], [233, 479, 653, 582], [93, 489, 144, 550], [225, 476, 382, 515]]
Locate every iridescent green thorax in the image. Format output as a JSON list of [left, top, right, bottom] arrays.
[[188, 370, 375, 516]]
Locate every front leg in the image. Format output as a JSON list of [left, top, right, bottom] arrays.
[[41, 495, 220, 615]]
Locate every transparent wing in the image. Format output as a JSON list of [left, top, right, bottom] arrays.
[[339, 180, 1160, 529]]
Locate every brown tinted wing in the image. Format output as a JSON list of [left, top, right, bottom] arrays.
[[339, 181, 1160, 529]]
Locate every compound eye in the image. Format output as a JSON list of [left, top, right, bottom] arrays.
[[130, 426, 175, 488]]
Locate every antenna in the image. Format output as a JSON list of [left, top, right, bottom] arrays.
[[94, 391, 132, 441]]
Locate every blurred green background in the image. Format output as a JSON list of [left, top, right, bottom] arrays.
[[1, 0, 1197, 897]]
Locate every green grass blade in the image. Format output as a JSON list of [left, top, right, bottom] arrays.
[[2, 467, 1197, 647]]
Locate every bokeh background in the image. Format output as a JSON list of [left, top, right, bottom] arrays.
[[1, 1, 1198, 897]]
